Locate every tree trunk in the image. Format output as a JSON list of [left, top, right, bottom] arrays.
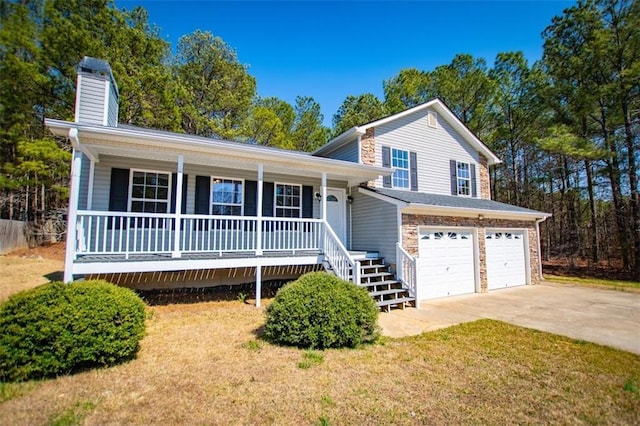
[[585, 159, 598, 263], [621, 102, 639, 278], [600, 108, 630, 270]]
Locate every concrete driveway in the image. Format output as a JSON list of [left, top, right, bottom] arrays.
[[378, 283, 640, 354]]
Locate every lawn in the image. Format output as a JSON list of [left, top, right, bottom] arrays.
[[1, 252, 639, 425], [545, 274, 640, 293]]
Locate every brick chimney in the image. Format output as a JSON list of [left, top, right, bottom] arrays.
[[74, 57, 119, 126]]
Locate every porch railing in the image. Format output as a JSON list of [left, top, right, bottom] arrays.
[[74, 211, 323, 258], [396, 242, 418, 300], [323, 223, 360, 284]]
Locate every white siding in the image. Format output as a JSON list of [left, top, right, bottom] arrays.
[[76, 76, 107, 125], [373, 108, 480, 196], [321, 138, 359, 163], [350, 188, 398, 266], [91, 156, 347, 225]]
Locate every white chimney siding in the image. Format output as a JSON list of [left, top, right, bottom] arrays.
[[74, 57, 119, 127]]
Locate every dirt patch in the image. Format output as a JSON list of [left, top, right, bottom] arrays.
[[7, 242, 66, 262]]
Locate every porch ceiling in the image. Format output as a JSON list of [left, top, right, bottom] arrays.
[[46, 119, 390, 185]]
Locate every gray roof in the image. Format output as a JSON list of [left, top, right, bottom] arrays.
[[364, 187, 549, 217]]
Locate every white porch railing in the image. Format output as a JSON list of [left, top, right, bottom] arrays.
[[180, 215, 322, 254], [76, 211, 176, 256], [323, 222, 360, 284], [74, 211, 323, 258], [396, 242, 418, 300]]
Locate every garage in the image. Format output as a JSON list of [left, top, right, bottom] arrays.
[[486, 230, 527, 290], [418, 229, 476, 299]]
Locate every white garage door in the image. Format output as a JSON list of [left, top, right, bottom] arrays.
[[418, 229, 476, 299], [486, 230, 527, 290]]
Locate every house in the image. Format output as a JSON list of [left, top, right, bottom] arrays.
[[45, 57, 550, 309]]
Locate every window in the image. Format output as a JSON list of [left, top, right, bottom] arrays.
[[275, 183, 301, 217], [392, 148, 409, 189], [457, 162, 471, 196], [211, 178, 243, 215], [130, 170, 171, 213]]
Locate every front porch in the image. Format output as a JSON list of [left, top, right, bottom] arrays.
[[70, 210, 327, 275]]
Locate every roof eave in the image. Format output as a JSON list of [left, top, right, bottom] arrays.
[[402, 203, 551, 220], [313, 127, 365, 156], [45, 119, 390, 181]]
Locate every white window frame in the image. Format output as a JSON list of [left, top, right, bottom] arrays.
[[274, 182, 302, 218], [128, 168, 172, 213], [457, 161, 471, 197], [391, 148, 410, 189], [210, 176, 244, 216], [427, 110, 438, 128]]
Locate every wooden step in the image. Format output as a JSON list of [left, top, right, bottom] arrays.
[[369, 288, 408, 297], [359, 280, 402, 288], [360, 272, 393, 279], [376, 297, 415, 310]]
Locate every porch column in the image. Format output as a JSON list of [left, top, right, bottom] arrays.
[[172, 155, 184, 258], [63, 148, 83, 282], [256, 164, 264, 255], [255, 265, 262, 308], [321, 172, 327, 222]]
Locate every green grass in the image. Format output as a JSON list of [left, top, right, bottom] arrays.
[[298, 350, 324, 369], [0, 381, 39, 403], [48, 401, 95, 426], [545, 275, 640, 292]]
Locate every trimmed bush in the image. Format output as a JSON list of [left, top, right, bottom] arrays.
[[0, 280, 146, 381], [264, 272, 379, 349]]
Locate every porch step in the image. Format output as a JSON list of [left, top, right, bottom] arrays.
[[350, 251, 379, 261], [370, 288, 408, 297], [376, 297, 415, 312], [355, 256, 415, 312]]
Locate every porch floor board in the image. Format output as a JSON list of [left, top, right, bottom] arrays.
[[75, 250, 322, 264]]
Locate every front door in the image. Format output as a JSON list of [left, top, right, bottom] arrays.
[[326, 188, 346, 244]]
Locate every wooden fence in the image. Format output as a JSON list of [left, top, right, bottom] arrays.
[[0, 219, 29, 254]]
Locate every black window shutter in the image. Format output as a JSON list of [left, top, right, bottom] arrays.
[[382, 146, 391, 188], [262, 182, 274, 217], [302, 185, 313, 218], [195, 176, 210, 214], [108, 168, 130, 211], [244, 180, 257, 216], [410, 152, 418, 191], [170, 174, 189, 214], [470, 164, 477, 198], [450, 160, 458, 196]]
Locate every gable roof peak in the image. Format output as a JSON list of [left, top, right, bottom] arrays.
[[315, 98, 501, 165]]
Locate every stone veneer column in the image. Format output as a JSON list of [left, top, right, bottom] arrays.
[[360, 128, 376, 187], [477, 227, 488, 292], [478, 154, 491, 200]]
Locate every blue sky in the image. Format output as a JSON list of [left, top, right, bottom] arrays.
[[117, 0, 575, 127]]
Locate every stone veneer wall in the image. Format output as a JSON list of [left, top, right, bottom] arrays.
[[402, 214, 541, 292], [478, 154, 491, 199], [360, 128, 376, 187]]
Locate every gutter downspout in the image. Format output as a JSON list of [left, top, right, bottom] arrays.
[[536, 216, 549, 281]]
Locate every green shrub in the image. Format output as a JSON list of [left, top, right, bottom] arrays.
[[0, 280, 146, 381], [264, 272, 379, 349]]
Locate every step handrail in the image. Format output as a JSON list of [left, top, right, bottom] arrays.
[[323, 221, 360, 284], [396, 242, 418, 301]]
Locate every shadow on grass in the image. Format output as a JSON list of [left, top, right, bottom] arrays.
[[44, 270, 64, 282], [137, 280, 285, 306]]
